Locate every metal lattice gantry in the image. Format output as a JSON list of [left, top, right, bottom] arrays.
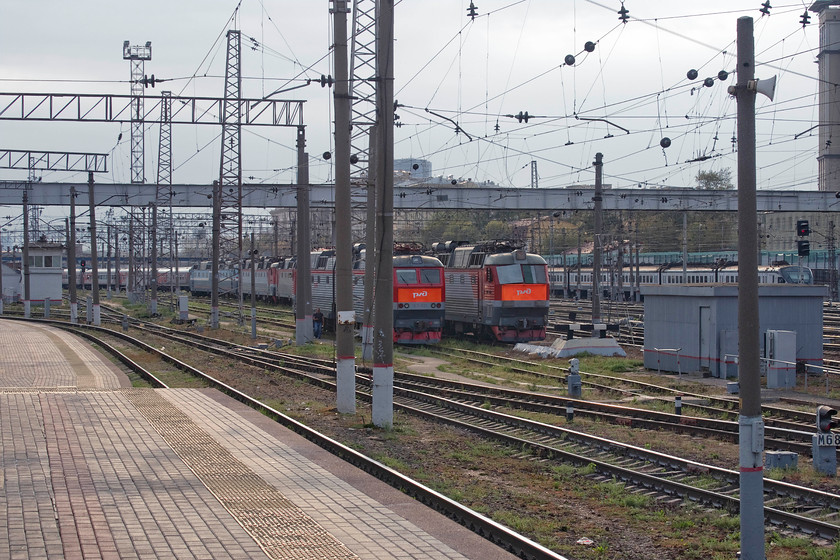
[[0, 150, 108, 173], [219, 29, 243, 261], [0, 92, 304, 126], [123, 41, 152, 185], [151, 90, 173, 313], [350, 0, 378, 181], [219, 30, 242, 252], [348, 0, 379, 242], [211, 29, 244, 327]]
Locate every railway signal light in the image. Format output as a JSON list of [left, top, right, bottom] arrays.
[[798, 240, 810, 257], [817, 405, 838, 433], [796, 220, 810, 236]]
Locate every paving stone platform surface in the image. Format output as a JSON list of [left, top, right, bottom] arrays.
[[0, 319, 519, 559]]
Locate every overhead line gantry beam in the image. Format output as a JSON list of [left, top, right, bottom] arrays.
[[0, 150, 107, 173], [0, 182, 837, 212], [0, 92, 304, 126]]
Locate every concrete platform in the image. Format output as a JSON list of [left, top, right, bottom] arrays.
[[0, 319, 521, 560]]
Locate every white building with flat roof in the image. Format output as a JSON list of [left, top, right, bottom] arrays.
[[1, 261, 21, 302], [26, 242, 63, 303]]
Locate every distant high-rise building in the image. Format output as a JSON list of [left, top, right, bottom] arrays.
[[811, 1, 840, 191], [394, 158, 432, 179]]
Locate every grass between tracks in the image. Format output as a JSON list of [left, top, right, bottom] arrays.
[[94, 302, 840, 559]]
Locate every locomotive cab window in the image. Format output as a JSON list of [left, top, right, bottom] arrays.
[[419, 268, 441, 284], [523, 264, 546, 283], [396, 270, 417, 284], [496, 264, 547, 284], [496, 264, 523, 284]]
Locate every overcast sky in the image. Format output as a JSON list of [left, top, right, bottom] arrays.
[[0, 0, 826, 202]]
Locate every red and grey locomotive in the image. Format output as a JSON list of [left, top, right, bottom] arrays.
[[433, 241, 549, 343]]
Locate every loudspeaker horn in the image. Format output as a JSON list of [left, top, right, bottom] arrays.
[[749, 75, 777, 101]]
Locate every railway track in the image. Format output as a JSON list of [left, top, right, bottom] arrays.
[[426, 346, 840, 438], [8, 316, 561, 560], [19, 315, 840, 542]]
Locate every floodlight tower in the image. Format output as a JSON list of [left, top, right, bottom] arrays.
[[123, 41, 151, 298], [123, 41, 152, 185]]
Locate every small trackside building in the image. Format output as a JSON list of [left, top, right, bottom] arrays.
[[27, 241, 64, 304], [642, 284, 825, 379], [1, 261, 21, 302]]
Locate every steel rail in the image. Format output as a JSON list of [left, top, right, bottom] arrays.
[[9, 317, 567, 560]]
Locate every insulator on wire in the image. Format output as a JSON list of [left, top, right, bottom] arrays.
[[618, 2, 629, 23], [759, 0, 771, 16], [467, 1, 478, 20]]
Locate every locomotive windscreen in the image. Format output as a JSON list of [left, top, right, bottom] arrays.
[[496, 264, 547, 284], [396, 269, 418, 284], [419, 268, 442, 284]]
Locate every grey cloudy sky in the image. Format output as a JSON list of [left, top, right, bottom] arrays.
[[0, 1, 824, 197]]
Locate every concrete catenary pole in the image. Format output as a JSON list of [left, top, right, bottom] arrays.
[[372, 0, 395, 428], [150, 204, 158, 315], [295, 127, 313, 344], [682, 212, 688, 282], [332, 0, 357, 413], [106, 224, 112, 299], [211, 180, 221, 329], [634, 225, 641, 302], [68, 190, 78, 323], [87, 172, 101, 326], [362, 125, 378, 362], [114, 220, 120, 295], [22, 190, 30, 318], [591, 152, 603, 325], [128, 214, 135, 298], [735, 16, 765, 560], [250, 233, 257, 340]]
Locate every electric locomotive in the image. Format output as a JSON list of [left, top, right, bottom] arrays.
[[433, 240, 549, 342], [354, 243, 446, 344]]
